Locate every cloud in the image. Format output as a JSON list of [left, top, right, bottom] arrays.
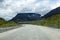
[[0, 0, 60, 20], [0, 0, 36, 20], [0, 0, 4, 2]]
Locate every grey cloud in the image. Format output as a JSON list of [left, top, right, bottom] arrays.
[[0, 0, 4, 2], [0, 0, 60, 20]]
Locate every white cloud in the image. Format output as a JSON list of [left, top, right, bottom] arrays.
[[0, 0, 60, 20], [0, 0, 36, 20]]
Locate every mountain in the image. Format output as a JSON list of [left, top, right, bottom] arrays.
[[32, 7, 60, 28], [10, 13, 41, 22], [33, 13, 60, 28], [0, 18, 6, 24], [41, 7, 60, 19], [0, 18, 17, 28]]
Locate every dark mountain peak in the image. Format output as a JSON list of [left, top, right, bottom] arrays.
[[42, 7, 60, 18], [10, 13, 41, 22], [52, 7, 60, 12], [55, 7, 60, 9]]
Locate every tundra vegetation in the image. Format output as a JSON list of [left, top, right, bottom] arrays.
[[32, 13, 60, 28], [0, 13, 60, 28], [0, 18, 18, 28]]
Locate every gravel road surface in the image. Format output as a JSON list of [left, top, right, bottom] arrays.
[[0, 24, 60, 40]]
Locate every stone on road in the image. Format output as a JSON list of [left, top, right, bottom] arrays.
[[0, 24, 60, 40]]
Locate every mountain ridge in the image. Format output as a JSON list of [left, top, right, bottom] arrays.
[[10, 13, 41, 22], [41, 7, 60, 19]]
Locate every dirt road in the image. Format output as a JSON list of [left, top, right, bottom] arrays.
[[0, 24, 60, 40]]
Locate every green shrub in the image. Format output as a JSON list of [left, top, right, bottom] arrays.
[[32, 13, 60, 28], [0, 18, 18, 28]]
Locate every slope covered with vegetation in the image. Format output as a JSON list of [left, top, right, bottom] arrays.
[[33, 13, 60, 28], [0, 13, 60, 28], [0, 18, 18, 28]]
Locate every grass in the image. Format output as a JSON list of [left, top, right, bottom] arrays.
[[0, 13, 60, 28], [32, 13, 60, 28], [0, 18, 19, 28]]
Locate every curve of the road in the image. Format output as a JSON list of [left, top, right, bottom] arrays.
[[0, 24, 60, 40]]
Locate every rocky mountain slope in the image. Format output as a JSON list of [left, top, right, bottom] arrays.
[[33, 7, 60, 28], [41, 7, 60, 19], [10, 13, 41, 22]]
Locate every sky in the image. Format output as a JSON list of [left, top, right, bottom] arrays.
[[0, 0, 60, 21]]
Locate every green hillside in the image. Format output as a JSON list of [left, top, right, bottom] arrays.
[[0, 18, 18, 28], [0, 13, 60, 28], [32, 13, 60, 28]]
